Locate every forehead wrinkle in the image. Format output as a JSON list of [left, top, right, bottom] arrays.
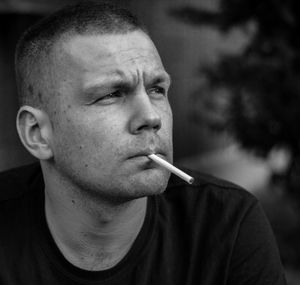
[[118, 53, 165, 84], [83, 68, 136, 90], [87, 55, 164, 87], [82, 53, 159, 80]]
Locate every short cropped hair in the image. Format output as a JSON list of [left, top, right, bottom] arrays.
[[15, 1, 146, 108]]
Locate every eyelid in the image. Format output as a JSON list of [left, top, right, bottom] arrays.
[[88, 90, 124, 105], [148, 86, 168, 98]]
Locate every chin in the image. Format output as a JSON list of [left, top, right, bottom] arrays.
[[77, 169, 170, 204], [126, 170, 170, 198]]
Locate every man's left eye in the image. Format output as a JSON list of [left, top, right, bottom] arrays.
[[148, 87, 166, 97]]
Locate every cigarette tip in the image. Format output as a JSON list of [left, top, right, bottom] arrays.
[[188, 177, 194, 184]]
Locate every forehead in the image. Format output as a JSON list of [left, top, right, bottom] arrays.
[[54, 31, 165, 80]]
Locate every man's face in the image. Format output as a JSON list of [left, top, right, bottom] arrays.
[[48, 30, 173, 203]]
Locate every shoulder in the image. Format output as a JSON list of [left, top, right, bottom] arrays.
[[166, 167, 257, 202], [0, 163, 43, 267], [0, 162, 42, 202], [164, 167, 258, 219]]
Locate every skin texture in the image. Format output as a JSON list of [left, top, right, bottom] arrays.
[[46, 30, 173, 205], [20, 30, 174, 270]]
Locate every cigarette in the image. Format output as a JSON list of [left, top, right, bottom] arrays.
[[148, 154, 194, 184]]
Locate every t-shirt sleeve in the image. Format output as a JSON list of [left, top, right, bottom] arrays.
[[228, 200, 287, 285]]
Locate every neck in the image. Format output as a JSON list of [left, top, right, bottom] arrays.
[[43, 169, 147, 271]]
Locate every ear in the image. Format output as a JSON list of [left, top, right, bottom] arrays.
[[16, 106, 53, 160]]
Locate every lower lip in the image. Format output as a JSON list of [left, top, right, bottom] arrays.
[[126, 156, 153, 171], [130, 155, 152, 162]]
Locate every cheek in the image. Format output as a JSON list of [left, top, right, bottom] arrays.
[[52, 111, 125, 162], [161, 103, 173, 133], [162, 104, 173, 151]]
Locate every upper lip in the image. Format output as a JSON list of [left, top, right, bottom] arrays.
[[128, 147, 165, 159]]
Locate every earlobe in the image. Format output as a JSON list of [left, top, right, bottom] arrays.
[[16, 106, 53, 160]]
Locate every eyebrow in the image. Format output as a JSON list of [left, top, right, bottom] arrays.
[[83, 70, 172, 95], [83, 70, 126, 89], [148, 72, 172, 86]]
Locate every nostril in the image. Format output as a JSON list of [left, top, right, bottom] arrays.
[[153, 120, 161, 131], [135, 118, 161, 133]]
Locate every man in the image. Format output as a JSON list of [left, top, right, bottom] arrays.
[[0, 1, 286, 284]]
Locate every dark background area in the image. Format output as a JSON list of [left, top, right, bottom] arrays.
[[1, 0, 300, 284]]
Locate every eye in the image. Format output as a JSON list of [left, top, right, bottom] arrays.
[[148, 86, 167, 98], [93, 90, 123, 105]]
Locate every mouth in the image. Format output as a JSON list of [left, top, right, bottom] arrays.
[[128, 149, 167, 161]]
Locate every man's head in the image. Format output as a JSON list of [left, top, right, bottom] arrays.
[[15, 1, 146, 109], [16, 1, 173, 204]]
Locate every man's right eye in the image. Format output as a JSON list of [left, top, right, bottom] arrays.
[[93, 90, 123, 105]]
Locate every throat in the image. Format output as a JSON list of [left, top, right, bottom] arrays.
[[56, 237, 135, 271], [45, 193, 148, 271]]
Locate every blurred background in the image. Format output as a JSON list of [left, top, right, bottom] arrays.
[[1, 0, 300, 283]]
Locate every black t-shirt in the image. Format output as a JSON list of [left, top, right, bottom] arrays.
[[0, 163, 286, 285]]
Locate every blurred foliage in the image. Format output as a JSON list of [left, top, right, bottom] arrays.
[[170, 0, 300, 268], [170, 0, 300, 157]]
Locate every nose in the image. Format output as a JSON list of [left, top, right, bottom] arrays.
[[128, 91, 162, 134]]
